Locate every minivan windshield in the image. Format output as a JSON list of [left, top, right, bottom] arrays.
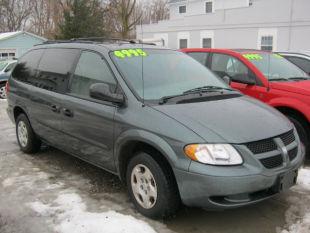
[[0, 61, 8, 71], [244, 53, 309, 81], [111, 49, 228, 100]]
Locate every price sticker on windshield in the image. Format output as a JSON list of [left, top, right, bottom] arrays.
[[243, 54, 263, 60], [113, 49, 148, 59]]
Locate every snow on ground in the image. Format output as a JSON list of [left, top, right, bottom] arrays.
[[297, 168, 310, 190], [1, 155, 160, 233], [27, 192, 156, 233], [280, 167, 310, 233]]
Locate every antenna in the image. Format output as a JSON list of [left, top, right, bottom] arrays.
[[140, 20, 145, 107]]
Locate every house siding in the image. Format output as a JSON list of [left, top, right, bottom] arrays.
[[0, 33, 45, 58], [137, 0, 310, 51]]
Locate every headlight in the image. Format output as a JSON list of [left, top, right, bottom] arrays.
[[184, 144, 243, 165]]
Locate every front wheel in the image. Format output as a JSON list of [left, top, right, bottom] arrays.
[[287, 115, 309, 159], [16, 114, 41, 153], [0, 83, 6, 99], [126, 152, 180, 219]]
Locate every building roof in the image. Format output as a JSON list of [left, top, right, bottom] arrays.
[[0, 31, 46, 42]]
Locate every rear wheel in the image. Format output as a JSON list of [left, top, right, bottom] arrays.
[[0, 83, 6, 99], [16, 114, 41, 153], [287, 114, 309, 159], [126, 151, 180, 219]]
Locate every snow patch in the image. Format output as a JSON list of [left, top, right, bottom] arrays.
[[28, 201, 52, 217], [297, 168, 310, 190], [281, 212, 310, 233], [28, 192, 157, 233], [2, 177, 16, 187], [280, 167, 310, 233]]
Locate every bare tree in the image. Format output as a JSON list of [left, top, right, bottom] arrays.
[[141, 0, 169, 24], [28, 0, 65, 38], [106, 0, 142, 38], [0, 0, 33, 31]]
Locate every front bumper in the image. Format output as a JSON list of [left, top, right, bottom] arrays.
[[174, 143, 305, 209]]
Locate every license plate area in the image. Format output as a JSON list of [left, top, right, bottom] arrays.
[[275, 170, 298, 192]]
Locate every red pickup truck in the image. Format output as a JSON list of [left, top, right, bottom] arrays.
[[182, 48, 310, 157]]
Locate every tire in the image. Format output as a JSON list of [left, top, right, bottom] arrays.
[[126, 151, 180, 219], [287, 114, 309, 159], [0, 83, 6, 99], [16, 114, 41, 153]]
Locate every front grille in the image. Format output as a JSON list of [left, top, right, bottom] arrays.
[[245, 130, 297, 169], [280, 130, 295, 146], [246, 139, 277, 154], [288, 147, 298, 161], [260, 154, 283, 169], [246, 130, 295, 155]]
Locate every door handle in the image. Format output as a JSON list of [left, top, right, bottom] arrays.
[[63, 108, 74, 117], [50, 105, 60, 113]]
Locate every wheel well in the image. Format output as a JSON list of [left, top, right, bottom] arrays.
[[276, 106, 309, 131], [118, 141, 176, 184], [14, 106, 26, 121]]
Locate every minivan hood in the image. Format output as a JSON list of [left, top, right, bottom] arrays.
[[152, 96, 292, 144], [270, 80, 310, 96]]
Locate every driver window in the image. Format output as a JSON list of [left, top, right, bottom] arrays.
[[211, 53, 252, 81], [70, 51, 117, 99]]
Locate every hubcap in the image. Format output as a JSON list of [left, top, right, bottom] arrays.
[[17, 121, 28, 148], [0, 86, 6, 99], [131, 164, 158, 209]]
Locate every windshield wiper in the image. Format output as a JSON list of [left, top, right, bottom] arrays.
[[159, 93, 191, 105], [183, 86, 233, 94], [159, 86, 234, 105], [269, 78, 289, 82], [288, 77, 309, 81]]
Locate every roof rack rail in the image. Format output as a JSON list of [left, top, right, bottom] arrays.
[[40, 37, 156, 46], [74, 37, 137, 43]]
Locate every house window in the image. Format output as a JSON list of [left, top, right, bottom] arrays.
[[179, 39, 188, 49], [205, 1, 213, 13], [261, 36, 273, 51], [0, 52, 15, 59], [179, 5, 186, 14], [202, 38, 212, 48]]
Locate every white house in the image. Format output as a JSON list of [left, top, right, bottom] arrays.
[[136, 0, 310, 52]]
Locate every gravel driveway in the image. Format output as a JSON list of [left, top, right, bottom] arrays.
[[0, 99, 309, 233]]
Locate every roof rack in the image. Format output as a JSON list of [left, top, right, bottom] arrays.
[[41, 37, 156, 46]]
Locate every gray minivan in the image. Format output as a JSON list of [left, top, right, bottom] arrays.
[[6, 40, 305, 219]]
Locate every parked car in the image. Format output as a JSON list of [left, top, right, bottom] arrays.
[[0, 60, 17, 99], [7, 41, 304, 219], [182, 48, 310, 158], [278, 52, 310, 75]]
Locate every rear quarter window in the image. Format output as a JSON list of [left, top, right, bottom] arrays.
[[12, 49, 44, 84]]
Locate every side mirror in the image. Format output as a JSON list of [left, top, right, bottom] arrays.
[[90, 83, 125, 106], [231, 74, 256, 85], [222, 75, 231, 85]]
